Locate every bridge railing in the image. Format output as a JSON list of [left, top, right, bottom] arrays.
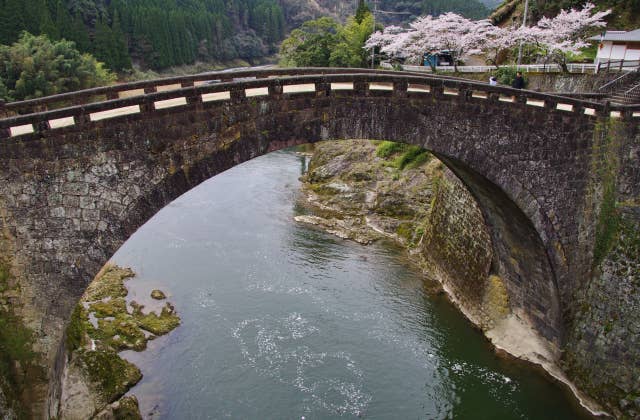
[[0, 68, 476, 117], [1, 72, 638, 140], [382, 62, 598, 74]]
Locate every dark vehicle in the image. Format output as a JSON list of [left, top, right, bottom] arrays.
[[423, 50, 455, 68]]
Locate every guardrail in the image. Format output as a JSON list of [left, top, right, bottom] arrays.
[[596, 59, 640, 73], [1, 70, 638, 140], [598, 71, 639, 92], [380, 62, 597, 74]]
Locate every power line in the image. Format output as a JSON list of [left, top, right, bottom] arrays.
[[369, 0, 411, 68]]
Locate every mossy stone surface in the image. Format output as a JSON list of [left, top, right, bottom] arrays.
[[62, 264, 181, 417], [84, 266, 134, 301], [136, 304, 180, 335], [150, 289, 166, 300], [113, 395, 143, 420], [78, 350, 142, 403]]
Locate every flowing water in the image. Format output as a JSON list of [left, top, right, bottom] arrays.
[[113, 149, 590, 419]]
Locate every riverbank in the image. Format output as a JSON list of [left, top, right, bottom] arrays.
[[295, 140, 607, 417], [57, 265, 180, 418]]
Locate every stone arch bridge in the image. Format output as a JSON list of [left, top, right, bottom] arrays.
[[0, 68, 638, 414]]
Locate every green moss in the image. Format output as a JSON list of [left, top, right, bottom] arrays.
[[66, 305, 88, 353], [393, 147, 430, 170], [617, 217, 640, 260], [0, 260, 10, 292], [151, 289, 166, 300], [135, 304, 180, 335], [84, 266, 133, 301], [482, 275, 510, 326], [396, 222, 414, 242], [97, 317, 147, 351], [308, 183, 339, 196], [114, 395, 142, 420], [0, 308, 44, 418], [403, 151, 431, 170], [79, 350, 142, 403], [591, 120, 623, 269], [89, 298, 127, 318], [375, 141, 406, 158], [79, 266, 181, 353], [593, 179, 620, 267]]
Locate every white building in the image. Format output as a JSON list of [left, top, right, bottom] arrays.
[[591, 29, 640, 71]]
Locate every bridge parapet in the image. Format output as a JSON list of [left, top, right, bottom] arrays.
[[1, 70, 638, 140], [1, 68, 463, 115]]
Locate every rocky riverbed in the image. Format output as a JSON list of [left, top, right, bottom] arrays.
[[58, 265, 180, 419]]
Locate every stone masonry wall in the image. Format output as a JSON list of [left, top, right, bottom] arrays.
[[0, 79, 636, 415], [563, 119, 640, 418], [420, 170, 495, 325]]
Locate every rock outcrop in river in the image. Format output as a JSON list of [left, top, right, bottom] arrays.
[[58, 265, 180, 419]]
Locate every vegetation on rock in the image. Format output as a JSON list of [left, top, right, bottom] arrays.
[[481, 275, 510, 328], [0, 257, 45, 418], [62, 264, 180, 417], [79, 350, 142, 404], [151, 289, 166, 300], [297, 140, 438, 247]]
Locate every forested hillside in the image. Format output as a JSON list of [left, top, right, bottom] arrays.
[[0, 0, 494, 72], [0, 0, 286, 71]]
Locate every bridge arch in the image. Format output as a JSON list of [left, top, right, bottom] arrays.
[[1, 69, 637, 413]]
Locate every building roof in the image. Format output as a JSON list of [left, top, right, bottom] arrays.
[[589, 29, 640, 42]]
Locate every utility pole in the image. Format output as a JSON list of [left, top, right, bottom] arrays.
[[516, 0, 530, 68], [368, 0, 409, 69], [371, 0, 378, 68]]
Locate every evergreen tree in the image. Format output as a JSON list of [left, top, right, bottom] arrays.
[[0, 32, 115, 101], [0, 0, 26, 45], [355, 0, 371, 24]]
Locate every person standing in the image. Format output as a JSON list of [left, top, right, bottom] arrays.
[[512, 71, 525, 89]]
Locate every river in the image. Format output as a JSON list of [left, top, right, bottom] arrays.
[[113, 149, 590, 419]]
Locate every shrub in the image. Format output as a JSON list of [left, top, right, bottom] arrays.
[[394, 146, 430, 170], [0, 32, 116, 101], [376, 141, 406, 158]]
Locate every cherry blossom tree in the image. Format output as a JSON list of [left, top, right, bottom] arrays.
[[478, 24, 517, 69], [423, 13, 494, 72], [366, 2, 610, 72], [516, 2, 610, 71], [364, 25, 416, 61], [366, 13, 495, 71]]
